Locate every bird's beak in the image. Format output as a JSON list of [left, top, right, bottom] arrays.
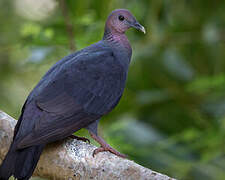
[[132, 22, 146, 34]]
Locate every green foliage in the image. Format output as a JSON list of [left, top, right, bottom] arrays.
[[0, 0, 225, 179]]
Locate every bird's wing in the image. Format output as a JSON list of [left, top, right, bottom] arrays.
[[16, 46, 126, 148], [35, 47, 126, 115]]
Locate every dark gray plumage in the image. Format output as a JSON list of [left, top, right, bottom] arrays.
[[0, 9, 145, 180]]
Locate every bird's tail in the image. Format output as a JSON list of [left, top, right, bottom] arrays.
[[0, 143, 45, 180]]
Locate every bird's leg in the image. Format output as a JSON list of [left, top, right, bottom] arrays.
[[86, 119, 127, 158], [69, 135, 90, 143], [89, 131, 127, 158]]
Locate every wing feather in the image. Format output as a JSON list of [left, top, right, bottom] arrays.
[[16, 44, 126, 148]]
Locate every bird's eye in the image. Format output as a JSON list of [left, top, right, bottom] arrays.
[[118, 15, 125, 21]]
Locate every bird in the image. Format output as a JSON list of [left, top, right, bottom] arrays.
[[0, 9, 145, 180]]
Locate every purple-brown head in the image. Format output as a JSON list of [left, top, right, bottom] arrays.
[[104, 9, 146, 35]]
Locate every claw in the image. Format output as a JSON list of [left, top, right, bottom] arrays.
[[89, 131, 127, 158], [69, 135, 90, 144], [92, 145, 127, 158]]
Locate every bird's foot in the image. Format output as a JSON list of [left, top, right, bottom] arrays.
[[93, 144, 127, 158], [69, 135, 90, 143], [89, 131, 127, 158]]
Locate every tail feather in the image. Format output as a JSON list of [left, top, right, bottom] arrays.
[[0, 101, 45, 180], [0, 143, 45, 180], [0, 144, 17, 180], [14, 145, 45, 179]]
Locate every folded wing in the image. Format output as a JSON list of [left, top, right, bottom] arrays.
[[16, 45, 126, 148]]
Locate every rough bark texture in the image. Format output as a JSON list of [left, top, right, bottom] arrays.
[[0, 110, 175, 180]]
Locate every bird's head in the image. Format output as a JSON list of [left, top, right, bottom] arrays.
[[105, 9, 146, 35]]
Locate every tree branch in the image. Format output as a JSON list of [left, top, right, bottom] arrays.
[[59, 0, 76, 51], [0, 110, 175, 180]]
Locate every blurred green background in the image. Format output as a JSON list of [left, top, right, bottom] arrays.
[[0, 0, 225, 179]]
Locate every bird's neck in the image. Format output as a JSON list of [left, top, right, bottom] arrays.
[[103, 28, 132, 53], [103, 28, 132, 69]]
